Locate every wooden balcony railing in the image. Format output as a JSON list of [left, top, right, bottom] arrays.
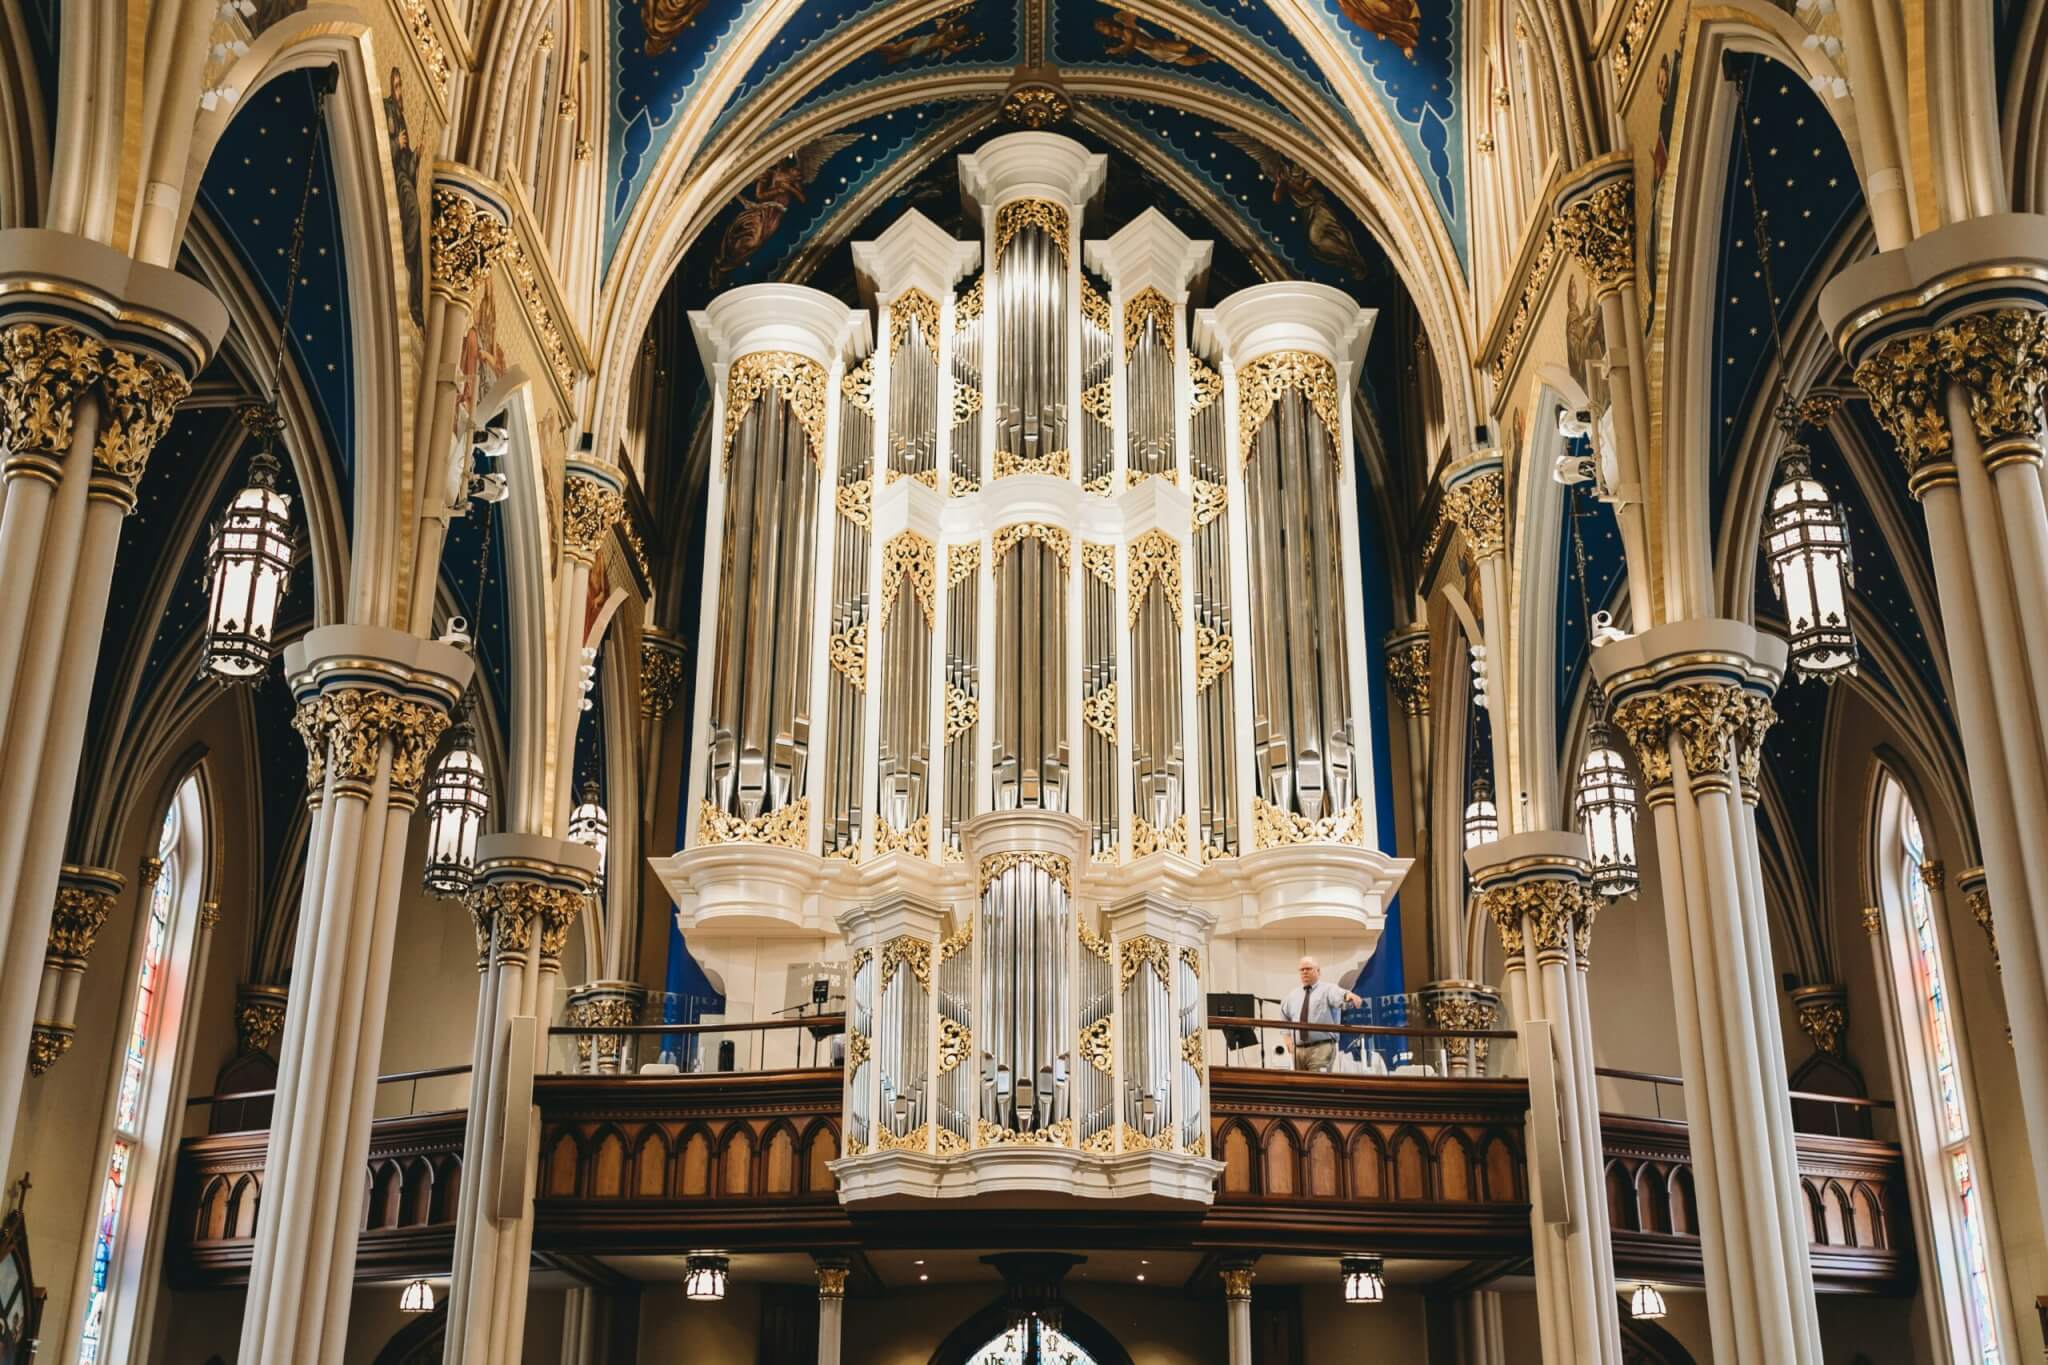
[[166, 1054, 1912, 1294]]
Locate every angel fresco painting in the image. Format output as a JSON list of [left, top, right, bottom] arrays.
[[1335, 0, 1421, 60], [1220, 132, 1375, 282], [1095, 8, 1211, 67], [385, 67, 424, 330], [711, 134, 863, 283], [1643, 34, 1685, 332], [641, 0, 708, 57], [878, 6, 982, 65]]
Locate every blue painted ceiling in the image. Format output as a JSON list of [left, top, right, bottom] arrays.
[[605, 0, 1464, 263], [1553, 479, 1626, 746]]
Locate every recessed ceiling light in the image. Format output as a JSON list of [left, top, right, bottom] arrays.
[[914, 1259, 925, 1265], [919, 1274, 929, 1282], [1136, 1274, 1146, 1282]]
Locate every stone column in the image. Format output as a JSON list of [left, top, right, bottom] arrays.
[[1220, 1260, 1255, 1365], [1822, 218, 2048, 1242], [815, 1258, 849, 1365], [444, 835, 598, 1365], [1456, 1288, 1508, 1365], [0, 229, 226, 1161], [28, 863, 125, 1073], [1386, 624, 1434, 952], [1467, 835, 1619, 1365], [1438, 452, 1516, 818], [237, 628, 470, 1364], [1595, 619, 1821, 1365], [1417, 978, 1501, 1078]]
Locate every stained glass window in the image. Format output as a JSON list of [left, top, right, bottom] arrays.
[[964, 1318, 1098, 1365], [79, 796, 185, 1364], [1889, 791, 2002, 1364]]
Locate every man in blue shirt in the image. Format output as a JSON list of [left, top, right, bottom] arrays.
[[1280, 956, 1361, 1072]]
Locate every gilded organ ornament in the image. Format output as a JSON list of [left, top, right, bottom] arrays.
[[994, 198, 1072, 265], [829, 625, 867, 690], [1082, 682, 1118, 743], [1126, 531, 1182, 625], [889, 288, 942, 359], [994, 448, 1072, 479], [879, 934, 932, 990], [1236, 349, 1340, 465], [991, 521, 1071, 564], [1123, 288, 1175, 358], [877, 531, 938, 632], [1119, 935, 1172, 989], [978, 850, 1072, 896], [722, 350, 828, 468], [1080, 1016, 1113, 1074], [696, 797, 811, 848], [1252, 796, 1366, 849]]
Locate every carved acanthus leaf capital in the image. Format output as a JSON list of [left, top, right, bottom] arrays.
[[1553, 180, 1635, 294], [1386, 634, 1431, 716], [429, 188, 511, 308], [1935, 308, 2048, 455], [561, 474, 625, 564], [1852, 332, 1953, 489], [1439, 470, 1506, 561]]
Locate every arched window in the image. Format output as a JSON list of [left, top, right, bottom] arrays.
[[75, 773, 209, 1364], [1870, 773, 2012, 1363], [965, 1318, 1100, 1365]]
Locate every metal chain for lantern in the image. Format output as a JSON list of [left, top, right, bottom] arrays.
[[199, 74, 332, 682], [1462, 668, 1497, 850], [421, 473, 499, 898], [1736, 64, 1858, 683], [1569, 487, 1638, 898]]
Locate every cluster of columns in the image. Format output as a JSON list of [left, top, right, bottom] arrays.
[[0, 230, 226, 1164], [1822, 214, 2048, 1247]]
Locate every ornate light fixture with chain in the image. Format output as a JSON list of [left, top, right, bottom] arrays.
[[1568, 487, 1638, 898]]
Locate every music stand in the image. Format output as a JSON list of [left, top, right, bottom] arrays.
[[1208, 993, 1258, 1052]]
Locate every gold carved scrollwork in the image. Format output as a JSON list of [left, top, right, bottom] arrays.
[[938, 1016, 972, 1073], [1123, 287, 1175, 359], [994, 448, 1071, 480], [0, 323, 104, 461], [1237, 350, 1339, 466], [829, 624, 867, 690], [46, 883, 116, 967], [1612, 0, 1656, 88], [1082, 473, 1114, 496], [1080, 377, 1114, 423], [561, 474, 625, 564], [293, 688, 452, 800], [1082, 682, 1118, 744], [875, 813, 930, 859], [975, 1117, 1074, 1148], [956, 276, 983, 323], [1131, 814, 1188, 859], [876, 1123, 933, 1151], [1077, 914, 1111, 962], [947, 541, 980, 586], [992, 522, 1071, 565], [724, 350, 828, 469], [944, 683, 979, 742], [878, 531, 938, 632], [979, 850, 1072, 896], [994, 199, 1071, 266], [940, 917, 972, 960], [1081, 542, 1115, 587], [1126, 531, 1182, 627], [1188, 357, 1221, 415], [1002, 84, 1070, 129], [697, 797, 811, 848], [879, 934, 932, 991], [1488, 232, 1560, 387], [1252, 796, 1365, 849], [889, 288, 942, 360], [1793, 992, 1847, 1058], [835, 478, 872, 528], [841, 355, 874, 415], [846, 1030, 870, 1070], [1080, 1016, 1113, 1074], [1119, 935, 1172, 990], [1220, 1267, 1255, 1300], [951, 381, 983, 425], [1181, 1030, 1205, 1075], [94, 348, 190, 488], [1386, 635, 1431, 716], [1191, 477, 1227, 528], [1553, 181, 1635, 296], [1079, 278, 1110, 331], [429, 188, 511, 308]]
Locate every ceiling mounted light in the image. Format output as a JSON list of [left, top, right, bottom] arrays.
[[1341, 1254, 1385, 1305], [399, 1279, 435, 1314], [685, 1252, 730, 1302], [422, 716, 489, 898], [1629, 1282, 1667, 1320]]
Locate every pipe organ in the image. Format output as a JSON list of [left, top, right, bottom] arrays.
[[671, 133, 1406, 1206]]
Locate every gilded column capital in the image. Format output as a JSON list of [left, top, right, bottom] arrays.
[[640, 632, 686, 720], [1789, 983, 1847, 1058], [1852, 332, 1955, 495], [92, 346, 191, 501], [235, 984, 290, 1055], [1958, 866, 1997, 967], [1609, 681, 1770, 797], [1418, 980, 1501, 1063], [429, 185, 512, 308], [1935, 308, 2048, 467], [563, 982, 644, 1069], [1918, 859, 1946, 891], [468, 835, 598, 971], [1385, 628, 1431, 717], [1479, 884, 1524, 958], [1553, 178, 1635, 297], [28, 1026, 69, 1076], [816, 1262, 850, 1300], [0, 322, 103, 468], [1468, 835, 1598, 966], [1436, 468, 1506, 562], [290, 686, 453, 806], [45, 866, 123, 971], [562, 468, 626, 565], [1219, 1263, 1255, 1300]]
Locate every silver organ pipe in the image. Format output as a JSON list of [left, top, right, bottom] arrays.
[[991, 525, 1069, 811], [846, 948, 874, 1151], [822, 362, 873, 857], [1079, 277, 1114, 491], [942, 545, 979, 857], [1081, 545, 1116, 857], [1076, 913, 1114, 1146], [1123, 288, 1176, 482], [886, 290, 941, 486], [976, 851, 1072, 1138], [1189, 353, 1237, 856], [991, 201, 1070, 475], [1128, 532, 1185, 855], [950, 277, 984, 492], [876, 531, 936, 853], [1242, 367, 1357, 831]]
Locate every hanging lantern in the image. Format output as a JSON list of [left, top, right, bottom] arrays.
[[1575, 720, 1639, 899], [199, 449, 295, 682], [685, 1252, 730, 1302], [568, 778, 609, 884], [1341, 1255, 1385, 1304], [1463, 776, 1498, 850], [422, 721, 489, 898], [399, 1279, 435, 1314], [1629, 1282, 1668, 1320], [1764, 438, 1857, 682]]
